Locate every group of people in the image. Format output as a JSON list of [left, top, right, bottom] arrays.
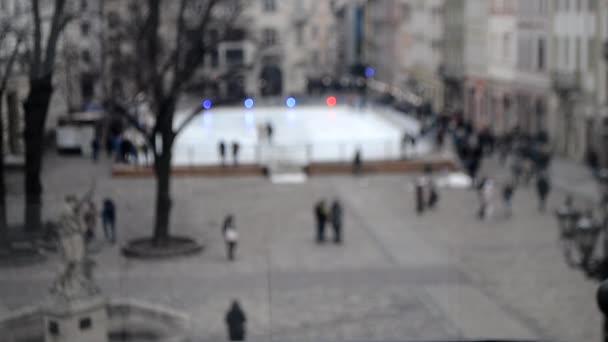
[[314, 199, 343, 244], [82, 197, 117, 244], [218, 141, 242, 167]]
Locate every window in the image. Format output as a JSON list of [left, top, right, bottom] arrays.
[[576, 37, 581, 70], [80, 0, 88, 11], [263, 28, 278, 46], [538, 38, 545, 70], [576, 0, 582, 11], [311, 26, 318, 40], [296, 24, 303, 45], [79, 318, 92, 330], [210, 50, 219, 67], [107, 11, 120, 28], [589, 0, 597, 11], [262, 0, 276, 12], [81, 21, 90, 36], [226, 49, 244, 66], [565, 0, 570, 11], [564, 37, 570, 68], [589, 37, 597, 70], [0, 0, 6, 11], [81, 50, 91, 63], [503, 33, 511, 61], [312, 50, 319, 65]]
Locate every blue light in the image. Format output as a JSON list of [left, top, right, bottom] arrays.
[[244, 98, 254, 109], [244, 111, 255, 127], [286, 97, 296, 108], [203, 99, 212, 110], [365, 67, 375, 78], [203, 112, 213, 127]]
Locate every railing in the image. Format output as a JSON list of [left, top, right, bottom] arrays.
[[168, 138, 430, 168]]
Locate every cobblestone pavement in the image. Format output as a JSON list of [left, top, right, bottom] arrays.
[[1, 151, 602, 341]]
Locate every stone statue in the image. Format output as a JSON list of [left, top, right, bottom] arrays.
[[50, 192, 100, 303]]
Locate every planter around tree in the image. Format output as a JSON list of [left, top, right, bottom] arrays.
[[121, 236, 203, 259], [0, 244, 45, 267]]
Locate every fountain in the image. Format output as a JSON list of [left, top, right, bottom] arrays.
[[0, 195, 190, 342]]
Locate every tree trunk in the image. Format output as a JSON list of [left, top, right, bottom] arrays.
[[153, 148, 172, 246], [23, 75, 53, 233], [152, 98, 177, 246], [0, 92, 8, 247]]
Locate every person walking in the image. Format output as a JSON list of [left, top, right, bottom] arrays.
[[266, 122, 274, 144], [314, 200, 328, 243], [222, 215, 238, 261], [91, 138, 100, 162], [502, 181, 515, 218], [415, 176, 426, 215], [225, 300, 247, 341], [427, 178, 439, 210], [353, 149, 362, 175], [536, 173, 551, 212], [218, 140, 226, 167], [102, 198, 116, 243], [330, 200, 343, 244], [232, 141, 241, 167]]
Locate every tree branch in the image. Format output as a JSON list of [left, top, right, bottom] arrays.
[[0, 34, 23, 94], [43, 0, 70, 76], [0, 21, 11, 54], [109, 99, 153, 141], [170, 0, 220, 94], [174, 103, 203, 136], [31, 0, 42, 79]]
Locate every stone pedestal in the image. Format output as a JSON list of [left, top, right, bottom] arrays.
[[43, 295, 108, 342]]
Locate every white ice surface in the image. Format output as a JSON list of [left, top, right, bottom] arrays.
[[172, 105, 429, 166]]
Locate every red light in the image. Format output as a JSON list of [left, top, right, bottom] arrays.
[[326, 96, 337, 107]]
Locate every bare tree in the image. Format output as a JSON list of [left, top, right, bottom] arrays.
[[22, 0, 71, 233], [0, 20, 24, 246], [108, 0, 247, 247]]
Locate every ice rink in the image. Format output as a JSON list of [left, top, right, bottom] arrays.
[[172, 105, 430, 166]]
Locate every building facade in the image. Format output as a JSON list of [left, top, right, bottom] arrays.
[[513, 0, 551, 136], [549, 0, 600, 160], [441, 0, 465, 113], [463, 0, 489, 127]]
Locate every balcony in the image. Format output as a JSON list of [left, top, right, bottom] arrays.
[[551, 71, 581, 96]]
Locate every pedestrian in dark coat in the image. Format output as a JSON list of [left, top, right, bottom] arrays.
[[502, 181, 515, 218], [91, 138, 100, 162], [266, 122, 274, 144], [102, 198, 116, 243], [225, 300, 247, 341], [330, 200, 343, 244], [314, 200, 328, 243], [353, 149, 362, 175], [536, 173, 551, 212], [218, 140, 226, 166], [427, 179, 439, 209], [232, 141, 241, 167], [415, 177, 426, 215]]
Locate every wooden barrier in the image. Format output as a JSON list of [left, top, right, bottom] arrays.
[[113, 159, 457, 178], [305, 159, 458, 175], [112, 164, 265, 178]]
